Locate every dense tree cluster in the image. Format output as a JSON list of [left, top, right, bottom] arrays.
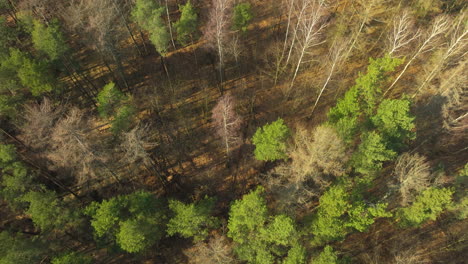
[[0, 0, 466, 263]]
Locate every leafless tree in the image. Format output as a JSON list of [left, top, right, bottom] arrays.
[[384, 15, 451, 96], [286, 0, 328, 97], [439, 60, 468, 133], [212, 93, 242, 157], [414, 12, 468, 97], [289, 125, 348, 183], [392, 152, 431, 206], [387, 10, 420, 56], [19, 98, 61, 150], [309, 39, 347, 115], [342, 0, 385, 60], [48, 108, 99, 184], [62, 0, 129, 89], [48, 108, 121, 185], [184, 234, 237, 264], [19, 0, 57, 23], [205, 0, 232, 86], [121, 124, 156, 167]]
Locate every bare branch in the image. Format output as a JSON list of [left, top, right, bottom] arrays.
[[392, 152, 431, 206], [388, 10, 420, 56], [212, 93, 242, 157]]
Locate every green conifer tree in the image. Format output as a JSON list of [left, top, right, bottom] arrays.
[[252, 118, 290, 161]]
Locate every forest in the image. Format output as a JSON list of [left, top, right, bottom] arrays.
[[0, 0, 467, 263]]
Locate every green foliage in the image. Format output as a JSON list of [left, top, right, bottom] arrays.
[[356, 55, 404, 115], [51, 252, 92, 264], [0, 231, 46, 264], [228, 186, 268, 244], [252, 118, 290, 161], [21, 190, 71, 231], [282, 244, 306, 264], [174, 1, 198, 45], [96, 82, 125, 118], [96, 82, 135, 134], [228, 186, 298, 263], [327, 88, 360, 142], [0, 144, 34, 208], [167, 196, 219, 241], [0, 144, 16, 165], [397, 187, 454, 227], [132, 0, 169, 55], [85, 191, 167, 253], [351, 132, 396, 178], [0, 17, 18, 60], [261, 214, 297, 246], [314, 246, 338, 264], [233, 3, 253, 32], [328, 55, 404, 142], [372, 98, 415, 149], [310, 184, 391, 243], [111, 104, 136, 135], [116, 218, 160, 253], [32, 19, 68, 61], [310, 185, 349, 243], [2, 48, 55, 96], [346, 202, 391, 232]]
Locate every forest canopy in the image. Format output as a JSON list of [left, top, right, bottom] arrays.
[[0, 0, 466, 263]]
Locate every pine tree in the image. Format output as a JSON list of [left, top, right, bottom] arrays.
[[21, 190, 77, 232], [372, 98, 415, 149], [0, 231, 46, 264], [232, 3, 253, 32], [32, 19, 68, 61], [174, 1, 198, 45], [397, 187, 454, 227], [351, 132, 397, 178], [313, 246, 338, 264], [85, 191, 167, 253], [167, 196, 219, 241], [132, 0, 169, 55], [252, 118, 290, 161], [51, 252, 92, 264]]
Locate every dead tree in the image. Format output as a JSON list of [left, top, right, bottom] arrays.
[[391, 152, 431, 206], [120, 124, 168, 187], [63, 0, 130, 90], [384, 15, 451, 96], [184, 234, 236, 264], [289, 124, 348, 184], [19, 98, 61, 150], [212, 93, 242, 158], [204, 0, 232, 89], [48, 108, 121, 185]]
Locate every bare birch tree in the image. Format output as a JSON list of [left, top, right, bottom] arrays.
[[414, 12, 468, 97], [387, 10, 420, 57], [391, 152, 431, 206], [212, 93, 242, 157], [205, 0, 232, 86], [309, 39, 346, 115], [286, 0, 328, 98], [384, 15, 451, 96], [439, 60, 468, 133]]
